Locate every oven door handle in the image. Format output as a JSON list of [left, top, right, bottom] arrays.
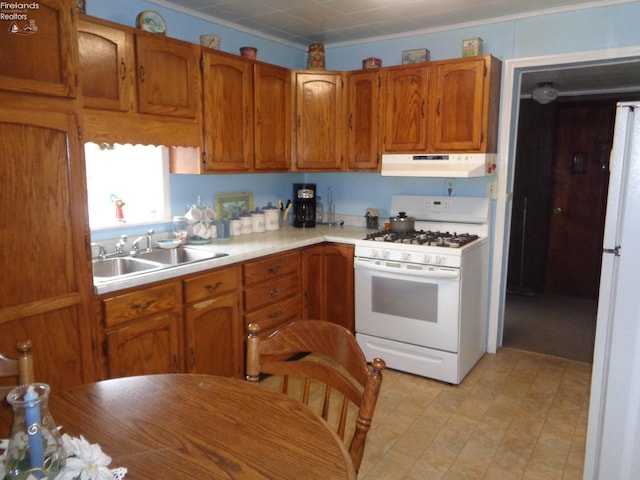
[[354, 258, 459, 279]]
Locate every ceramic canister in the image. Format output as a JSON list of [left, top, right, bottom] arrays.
[[239, 213, 252, 235], [307, 43, 325, 70], [263, 202, 280, 231], [229, 219, 241, 236], [251, 209, 266, 233]]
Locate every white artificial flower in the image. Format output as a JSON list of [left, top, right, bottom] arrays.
[[58, 434, 116, 480]]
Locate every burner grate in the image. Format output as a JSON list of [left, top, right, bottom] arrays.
[[363, 230, 479, 248]]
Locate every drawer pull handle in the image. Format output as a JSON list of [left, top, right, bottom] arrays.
[[131, 300, 154, 311], [269, 288, 281, 297], [268, 310, 282, 319], [267, 266, 281, 274], [205, 281, 223, 291]]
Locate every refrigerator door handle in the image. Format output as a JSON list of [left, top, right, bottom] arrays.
[[603, 245, 621, 256]]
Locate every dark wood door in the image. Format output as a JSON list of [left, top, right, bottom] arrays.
[[544, 102, 615, 297]]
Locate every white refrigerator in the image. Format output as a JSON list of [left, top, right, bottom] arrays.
[[585, 102, 640, 479]]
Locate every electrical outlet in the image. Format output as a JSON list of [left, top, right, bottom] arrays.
[[445, 179, 455, 197], [486, 181, 498, 199]]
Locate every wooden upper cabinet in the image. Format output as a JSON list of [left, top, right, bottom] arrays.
[[429, 55, 502, 153], [381, 64, 429, 153], [135, 34, 199, 119], [346, 70, 380, 171], [0, 0, 77, 98], [202, 51, 254, 172], [77, 18, 135, 111], [293, 71, 344, 171], [254, 63, 291, 171]]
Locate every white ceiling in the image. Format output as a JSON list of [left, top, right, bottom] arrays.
[[149, 0, 634, 48], [149, 0, 640, 97]]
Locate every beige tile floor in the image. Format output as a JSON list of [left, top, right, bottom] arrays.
[[260, 347, 591, 479]]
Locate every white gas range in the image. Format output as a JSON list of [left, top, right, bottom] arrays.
[[354, 195, 490, 384]]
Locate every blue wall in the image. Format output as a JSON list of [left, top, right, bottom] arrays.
[[88, 0, 640, 238]]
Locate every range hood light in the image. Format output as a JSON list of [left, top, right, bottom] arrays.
[[531, 82, 559, 104]]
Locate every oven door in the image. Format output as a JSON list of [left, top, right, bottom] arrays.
[[354, 257, 460, 353]]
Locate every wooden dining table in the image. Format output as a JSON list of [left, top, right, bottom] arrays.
[[49, 374, 356, 479]]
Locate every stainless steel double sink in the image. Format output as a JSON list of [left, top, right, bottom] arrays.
[[92, 247, 228, 281]]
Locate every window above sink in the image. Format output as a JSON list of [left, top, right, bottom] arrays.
[[85, 143, 170, 229]]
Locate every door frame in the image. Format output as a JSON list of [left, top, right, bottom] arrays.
[[488, 45, 640, 480]]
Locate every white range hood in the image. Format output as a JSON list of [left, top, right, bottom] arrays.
[[381, 153, 496, 178]]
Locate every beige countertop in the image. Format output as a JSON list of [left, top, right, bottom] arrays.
[[93, 225, 368, 295]]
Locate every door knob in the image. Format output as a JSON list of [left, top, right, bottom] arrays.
[[553, 207, 562, 215]]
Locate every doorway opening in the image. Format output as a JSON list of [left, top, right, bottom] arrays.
[[502, 96, 625, 363]]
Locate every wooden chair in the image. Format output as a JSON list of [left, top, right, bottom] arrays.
[[0, 340, 35, 396], [246, 320, 385, 473]]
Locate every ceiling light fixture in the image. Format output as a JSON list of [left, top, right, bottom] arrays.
[[531, 82, 559, 104]]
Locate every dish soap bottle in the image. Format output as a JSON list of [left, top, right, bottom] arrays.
[[316, 196, 324, 224]]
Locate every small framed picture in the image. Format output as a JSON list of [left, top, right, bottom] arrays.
[[215, 192, 254, 220], [402, 48, 430, 64]]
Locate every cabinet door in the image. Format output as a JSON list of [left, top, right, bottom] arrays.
[[202, 51, 254, 172], [254, 63, 291, 171], [324, 244, 354, 331], [301, 243, 354, 331], [301, 245, 324, 321], [135, 34, 199, 118], [381, 65, 429, 153], [0, 108, 95, 390], [77, 18, 135, 111], [346, 70, 380, 171], [106, 312, 182, 378], [184, 292, 242, 378], [294, 72, 344, 171], [0, 0, 77, 98], [430, 58, 486, 152]]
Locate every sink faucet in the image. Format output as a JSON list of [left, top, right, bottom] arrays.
[[115, 234, 128, 254], [130, 229, 155, 255], [90, 242, 106, 259]]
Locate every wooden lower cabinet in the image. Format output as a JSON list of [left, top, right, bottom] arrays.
[[183, 266, 242, 378], [243, 251, 301, 337], [101, 281, 183, 378], [301, 243, 354, 331], [96, 245, 354, 379]]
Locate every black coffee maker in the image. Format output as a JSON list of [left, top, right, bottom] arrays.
[[293, 183, 316, 228]]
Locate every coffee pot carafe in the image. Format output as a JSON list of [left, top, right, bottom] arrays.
[[292, 183, 316, 228]]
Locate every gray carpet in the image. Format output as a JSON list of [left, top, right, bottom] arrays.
[[502, 293, 597, 363]]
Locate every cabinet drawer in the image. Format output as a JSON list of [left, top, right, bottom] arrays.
[[244, 273, 299, 311], [244, 296, 300, 334], [243, 251, 300, 285], [184, 266, 240, 304], [103, 282, 180, 328]]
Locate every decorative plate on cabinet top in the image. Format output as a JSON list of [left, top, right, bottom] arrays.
[[136, 10, 167, 35]]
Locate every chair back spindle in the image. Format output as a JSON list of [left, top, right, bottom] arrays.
[[246, 321, 385, 473]]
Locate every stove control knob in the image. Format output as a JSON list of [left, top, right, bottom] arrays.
[[423, 254, 431, 264], [402, 252, 412, 262], [381, 250, 390, 259], [434, 255, 443, 265], [371, 249, 379, 258]]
